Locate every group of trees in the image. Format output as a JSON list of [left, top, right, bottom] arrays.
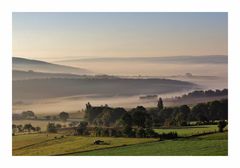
[[82, 98, 228, 138], [13, 110, 70, 122], [174, 89, 228, 100], [58, 112, 70, 121], [74, 121, 89, 135], [85, 103, 126, 126], [85, 98, 228, 129], [150, 99, 228, 127], [12, 123, 41, 135], [43, 112, 70, 121], [12, 111, 36, 120], [13, 96, 228, 138]]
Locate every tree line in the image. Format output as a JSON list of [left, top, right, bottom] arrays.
[[173, 89, 227, 100], [12, 123, 41, 135], [85, 98, 227, 128], [13, 111, 70, 121], [82, 98, 227, 138], [13, 98, 228, 139]]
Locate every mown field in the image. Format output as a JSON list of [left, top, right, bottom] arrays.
[[12, 125, 227, 156], [13, 134, 157, 156], [154, 125, 220, 137], [72, 132, 228, 156]]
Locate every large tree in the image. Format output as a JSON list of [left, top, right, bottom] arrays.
[[191, 103, 209, 122], [218, 120, 227, 132], [157, 97, 163, 110], [75, 121, 88, 135], [59, 112, 69, 121], [131, 106, 149, 128], [120, 113, 133, 127], [177, 105, 191, 125], [23, 124, 34, 132], [21, 111, 35, 119]]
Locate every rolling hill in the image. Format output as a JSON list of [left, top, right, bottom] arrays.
[[13, 57, 92, 75], [13, 78, 197, 101], [13, 70, 88, 81], [56, 55, 228, 64]]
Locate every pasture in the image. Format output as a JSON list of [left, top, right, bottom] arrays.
[[12, 124, 228, 156], [12, 133, 157, 156], [72, 132, 228, 156], [154, 125, 220, 137]]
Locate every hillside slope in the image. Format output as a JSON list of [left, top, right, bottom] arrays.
[[13, 57, 92, 75]]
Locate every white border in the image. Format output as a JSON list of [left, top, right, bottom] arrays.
[[1, 0, 240, 168]]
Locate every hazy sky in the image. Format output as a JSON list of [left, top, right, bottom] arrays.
[[13, 12, 228, 61]]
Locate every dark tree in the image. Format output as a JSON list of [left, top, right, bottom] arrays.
[[191, 103, 209, 122], [94, 107, 127, 127], [75, 121, 88, 135], [17, 125, 23, 132], [122, 125, 135, 137], [35, 126, 41, 132], [110, 108, 127, 123], [47, 123, 57, 133], [218, 120, 227, 132], [208, 100, 222, 121], [21, 111, 35, 119], [99, 110, 112, 126], [23, 124, 34, 132], [176, 105, 191, 125], [157, 97, 163, 110], [59, 112, 69, 121], [220, 99, 228, 120], [120, 113, 133, 127], [85, 105, 108, 123], [131, 106, 148, 128], [136, 128, 146, 138]]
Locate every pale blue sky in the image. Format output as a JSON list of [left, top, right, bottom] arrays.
[[13, 12, 228, 61]]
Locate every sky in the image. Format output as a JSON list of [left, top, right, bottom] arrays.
[[12, 12, 228, 61]]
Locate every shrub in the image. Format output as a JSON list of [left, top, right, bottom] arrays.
[[159, 132, 178, 140], [123, 126, 135, 137], [136, 128, 146, 138], [47, 123, 57, 133], [218, 120, 227, 132], [145, 128, 160, 138]]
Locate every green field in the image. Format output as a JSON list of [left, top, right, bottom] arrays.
[[13, 134, 157, 156], [72, 132, 228, 156], [154, 125, 220, 137], [12, 124, 228, 156]]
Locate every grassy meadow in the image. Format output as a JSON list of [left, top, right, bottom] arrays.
[[13, 133, 157, 156], [12, 124, 227, 156], [154, 125, 219, 137], [73, 132, 227, 156]]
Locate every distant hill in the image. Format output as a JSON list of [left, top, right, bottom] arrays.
[[13, 70, 85, 81], [13, 57, 92, 75], [56, 55, 228, 64], [13, 70, 118, 81], [13, 78, 197, 101]]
